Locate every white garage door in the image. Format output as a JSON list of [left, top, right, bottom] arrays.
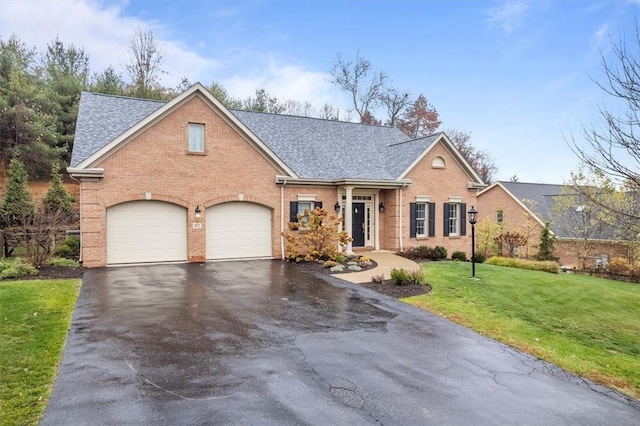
[[107, 201, 187, 264], [206, 202, 272, 260]]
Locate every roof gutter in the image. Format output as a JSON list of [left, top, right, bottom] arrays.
[[66, 168, 105, 179], [275, 175, 412, 188]]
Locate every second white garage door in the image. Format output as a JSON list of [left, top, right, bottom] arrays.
[[206, 202, 272, 260]]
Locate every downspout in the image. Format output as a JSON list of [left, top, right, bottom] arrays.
[[69, 174, 83, 264], [399, 186, 404, 252], [280, 180, 285, 260]]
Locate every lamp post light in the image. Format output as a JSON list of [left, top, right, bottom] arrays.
[[468, 206, 478, 280]]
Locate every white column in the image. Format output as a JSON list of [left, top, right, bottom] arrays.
[[374, 191, 380, 251], [345, 186, 354, 255]]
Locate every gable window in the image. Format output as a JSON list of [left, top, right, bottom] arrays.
[[443, 201, 467, 237], [188, 123, 204, 152], [496, 210, 503, 223], [410, 200, 435, 238]]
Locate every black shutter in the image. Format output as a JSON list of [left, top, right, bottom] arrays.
[[428, 203, 436, 237], [443, 203, 450, 236], [460, 203, 467, 236], [314, 201, 323, 209], [410, 202, 417, 237], [289, 201, 298, 223]]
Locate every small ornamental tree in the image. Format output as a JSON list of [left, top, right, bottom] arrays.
[[494, 231, 528, 258], [534, 222, 559, 263], [283, 207, 351, 262]]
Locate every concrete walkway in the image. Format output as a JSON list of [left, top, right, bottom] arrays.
[[339, 250, 420, 283]]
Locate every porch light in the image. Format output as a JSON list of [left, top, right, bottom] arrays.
[[334, 202, 341, 212], [468, 206, 477, 225], [378, 202, 385, 212], [195, 205, 202, 218]]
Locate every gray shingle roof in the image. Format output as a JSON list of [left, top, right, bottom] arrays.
[[70, 91, 442, 180], [70, 92, 165, 166], [498, 181, 617, 240], [499, 181, 566, 223]]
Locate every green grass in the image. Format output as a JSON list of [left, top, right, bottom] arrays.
[[405, 262, 640, 400], [0, 279, 81, 426]]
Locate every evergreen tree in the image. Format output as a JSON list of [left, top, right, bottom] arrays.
[[0, 158, 35, 226], [534, 222, 559, 262], [43, 162, 73, 215]]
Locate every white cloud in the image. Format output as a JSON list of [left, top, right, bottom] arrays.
[[486, 0, 530, 34], [224, 58, 349, 110], [0, 0, 217, 87]]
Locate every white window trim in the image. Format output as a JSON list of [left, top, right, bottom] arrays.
[[188, 123, 205, 153], [448, 202, 460, 236], [416, 202, 427, 237], [297, 194, 317, 202], [416, 195, 430, 203]]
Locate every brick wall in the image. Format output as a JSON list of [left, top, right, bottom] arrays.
[[79, 94, 284, 267], [400, 141, 479, 258]]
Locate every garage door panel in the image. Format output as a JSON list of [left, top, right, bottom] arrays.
[[206, 202, 272, 260], [107, 201, 187, 264]]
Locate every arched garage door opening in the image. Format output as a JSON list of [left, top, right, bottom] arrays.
[[206, 202, 272, 260], [107, 201, 187, 265]]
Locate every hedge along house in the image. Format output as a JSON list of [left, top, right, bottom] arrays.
[[68, 83, 485, 267]]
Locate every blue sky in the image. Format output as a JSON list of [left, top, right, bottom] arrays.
[[1, 0, 638, 183]]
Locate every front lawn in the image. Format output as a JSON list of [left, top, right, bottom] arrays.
[[405, 262, 640, 400], [0, 278, 81, 425]]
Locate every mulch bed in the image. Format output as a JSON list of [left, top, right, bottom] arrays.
[[1, 265, 85, 281], [294, 260, 431, 299]]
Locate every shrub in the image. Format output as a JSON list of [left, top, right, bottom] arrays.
[[335, 254, 347, 264], [472, 253, 486, 263], [0, 258, 38, 279], [358, 261, 372, 268], [371, 274, 385, 284], [606, 257, 633, 275], [330, 265, 345, 273], [283, 207, 351, 261], [54, 236, 80, 259], [452, 251, 467, 261], [348, 265, 362, 272], [390, 267, 410, 286], [434, 246, 447, 260], [359, 256, 371, 262], [407, 268, 425, 285], [486, 256, 559, 274], [49, 258, 80, 268], [323, 260, 338, 268]]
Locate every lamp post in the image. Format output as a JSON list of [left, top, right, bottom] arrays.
[[468, 206, 477, 280]]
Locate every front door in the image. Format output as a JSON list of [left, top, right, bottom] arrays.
[[352, 203, 365, 247]]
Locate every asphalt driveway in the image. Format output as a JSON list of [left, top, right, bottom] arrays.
[[42, 261, 640, 425]]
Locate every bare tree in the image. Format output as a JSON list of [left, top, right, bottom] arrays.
[[380, 87, 410, 126], [571, 22, 640, 224], [329, 51, 387, 122], [447, 129, 498, 184], [124, 27, 165, 99]]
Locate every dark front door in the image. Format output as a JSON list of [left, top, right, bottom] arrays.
[[352, 203, 365, 247]]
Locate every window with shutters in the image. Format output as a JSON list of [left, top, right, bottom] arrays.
[[410, 201, 435, 238], [289, 197, 322, 230], [443, 201, 466, 237]]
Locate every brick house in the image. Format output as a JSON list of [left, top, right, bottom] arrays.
[[476, 181, 630, 268], [68, 83, 485, 267]]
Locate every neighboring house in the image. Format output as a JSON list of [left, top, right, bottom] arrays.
[[477, 181, 629, 268], [68, 83, 484, 267]]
